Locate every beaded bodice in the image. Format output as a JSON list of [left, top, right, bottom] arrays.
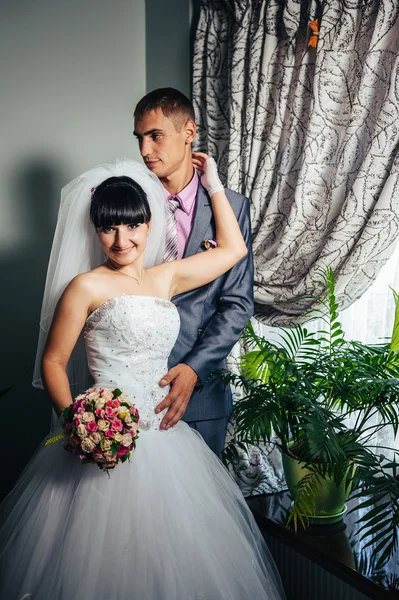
[[84, 295, 180, 432]]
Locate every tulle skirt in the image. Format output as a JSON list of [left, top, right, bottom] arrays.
[[0, 422, 285, 600]]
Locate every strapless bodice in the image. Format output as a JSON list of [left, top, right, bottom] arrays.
[[83, 294, 180, 431]]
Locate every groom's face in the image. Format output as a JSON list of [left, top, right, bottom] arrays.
[[134, 109, 195, 181]]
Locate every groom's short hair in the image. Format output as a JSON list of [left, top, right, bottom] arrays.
[[134, 88, 196, 129]]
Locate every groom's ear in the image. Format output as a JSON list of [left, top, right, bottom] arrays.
[[184, 119, 196, 145]]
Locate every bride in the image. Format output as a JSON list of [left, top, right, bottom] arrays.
[[0, 154, 285, 599]]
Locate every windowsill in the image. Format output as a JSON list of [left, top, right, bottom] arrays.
[[247, 491, 399, 599]]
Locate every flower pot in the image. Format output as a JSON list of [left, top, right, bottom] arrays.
[[282, 451, 349, 525]]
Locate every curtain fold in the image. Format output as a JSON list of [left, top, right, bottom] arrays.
[[193, 0, 399, 326], [193, 0, 399, 495]]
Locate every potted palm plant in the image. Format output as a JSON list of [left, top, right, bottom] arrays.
[[222, 268, 399, 566]]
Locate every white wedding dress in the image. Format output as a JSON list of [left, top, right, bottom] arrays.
[[0, 295, 285, 600]]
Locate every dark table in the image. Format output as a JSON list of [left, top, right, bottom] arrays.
[[247, 491, 399, 599]]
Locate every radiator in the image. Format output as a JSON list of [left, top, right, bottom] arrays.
[[263, 531, 372, 600]]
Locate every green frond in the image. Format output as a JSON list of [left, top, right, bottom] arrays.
[[287, 470, 321, 530], [225, 272, 399, 566], [240, 350, 272, 383], [389, 288, 399, 354]]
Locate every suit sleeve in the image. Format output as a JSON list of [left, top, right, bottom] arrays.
[[182, 196, 254, 383]]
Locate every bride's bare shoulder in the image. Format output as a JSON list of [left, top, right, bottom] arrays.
[[64, 266, 109, 297]]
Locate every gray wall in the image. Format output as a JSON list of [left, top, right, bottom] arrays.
[[0, 0, 191, 499], [145, 0, 192, 96]]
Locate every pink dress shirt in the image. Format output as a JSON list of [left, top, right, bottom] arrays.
[[164, 169, 199, 259]]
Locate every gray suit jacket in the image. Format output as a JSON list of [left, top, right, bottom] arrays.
[[168, 182, 254, 422]]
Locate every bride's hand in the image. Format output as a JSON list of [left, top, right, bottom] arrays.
[[192, 152, 224, 197]]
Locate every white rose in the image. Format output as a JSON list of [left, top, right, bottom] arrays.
[[97, 419, 109, 431], [81, 438, 95, 453], [104, 451, 116, 463], [76, 424, 88, 438], [121, 433, 132, 447], [87, 389, 101, 401], [82, 411, 95, 423], [114, 433, 123, 442], [130, 422, 139, 435], [101, 389, 114, 401], [75, 393, 86, 401], [101, 439, 112, 451], [118, 393, 129, 403], [95, 399, 106, 409], [89, 431, 102, 445], [93, 452, 105, 463], [124, 415, 132, 425]]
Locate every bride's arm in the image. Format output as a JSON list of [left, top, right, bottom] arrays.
[[168, 153, 248, 298], [41, 276, 92, 416]]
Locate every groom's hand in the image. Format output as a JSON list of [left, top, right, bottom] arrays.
[[156, 364, 198, 429]]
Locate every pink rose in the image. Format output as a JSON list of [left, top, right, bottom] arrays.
[[73, 417, 81, 427], [117, 446, 128, 457], [111, 399, 120, 408], [105, 407, 117, 418], [72, 399, 85, 414], [111, 418, 123, 432], [105, 429, 114, 439], [95, 408, 105, 418], [130, 406, 139, 417], [86, 420, 98, 433]]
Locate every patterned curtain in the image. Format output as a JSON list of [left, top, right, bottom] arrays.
[[193, 0, 399, 495], [193, 0, 399, 326]]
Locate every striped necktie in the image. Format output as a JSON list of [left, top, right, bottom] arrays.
[[164, 196, 180, 262]]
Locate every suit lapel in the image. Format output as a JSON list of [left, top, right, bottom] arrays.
[[183, 183, 213, 258]]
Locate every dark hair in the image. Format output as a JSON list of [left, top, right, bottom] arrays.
[[90, 176, 151, 228], [134, 87, 196, 125]]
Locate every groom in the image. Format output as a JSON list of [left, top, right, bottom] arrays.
[[133, 88, 254, 456]]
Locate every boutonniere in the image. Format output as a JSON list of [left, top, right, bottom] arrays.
[[201, 239, 217, 250]]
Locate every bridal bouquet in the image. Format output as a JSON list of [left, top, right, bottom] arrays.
[[60, 387, 139, 472]]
